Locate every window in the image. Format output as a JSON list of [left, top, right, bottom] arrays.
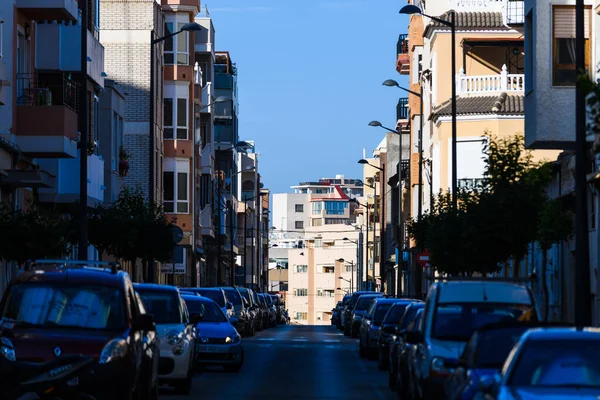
[[345, 264, 354, 273], [324, 289, 335, 298], [0, 19, 4, 58], [295, 312, 308, 320], [312, 201, 323, 215], [315, 239, 322, 248], [163, 159, 189, 213], [295, 265, 308, 273], [311, 219, 323, 227], [294, 288, 308, 296], [325, 201, 347, 215], [295, 221, 304, 229], [164, 21, 189, 65], [164, 98, 188, 139], [552, 6, 591, 86], [112, 112, 118, 171], [295, 204, 304, 213], [317, 288, 323, 297], [322, 266, 334, 274]]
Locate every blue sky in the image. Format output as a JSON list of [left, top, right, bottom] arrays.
[[206, 1, 410, 194]]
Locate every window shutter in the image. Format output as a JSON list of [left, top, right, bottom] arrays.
[[554, 7, 590, 39]]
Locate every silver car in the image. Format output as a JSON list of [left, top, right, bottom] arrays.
[[181, 294, 244, 372]]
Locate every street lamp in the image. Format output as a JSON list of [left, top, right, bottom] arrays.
[[381, 78, 424, 218], [243, 191, 267, 288], [350, 198, 370, 290], [337, 261, 354, 294], [149, 22, 203, 201], [400, 4, 457, 211], [336, 287, 349, 294]]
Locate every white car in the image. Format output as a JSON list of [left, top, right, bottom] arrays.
[[134, 283, 196, 395], [405, 279, 541, 400]]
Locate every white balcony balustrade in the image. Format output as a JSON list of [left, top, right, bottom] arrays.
[[456, 65, 524, 95]]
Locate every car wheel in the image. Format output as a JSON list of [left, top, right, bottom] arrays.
[[224, 351, 244, 372]]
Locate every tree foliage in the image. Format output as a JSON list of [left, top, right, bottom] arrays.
[[408, 133, 568, 276]]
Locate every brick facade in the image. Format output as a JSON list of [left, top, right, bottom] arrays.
[[99, 0, 164, 202]]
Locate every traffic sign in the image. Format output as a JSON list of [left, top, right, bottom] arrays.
[[171, 225, 184, 243], [417, 249, 430, 268]]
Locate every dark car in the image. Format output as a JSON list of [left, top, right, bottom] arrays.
[[350, 293, 384, 338], [359, 298, 410, 359], [179, 287, 233, 320], [250, 290, 265, 331], [391, 307, 424, 398], [236, 287, 258, 335], [257, 294, 271, 329], [377, 299, 422, 370], [443, 322, 535, 400], [221, 287, 250, 336], [0, 260, 159, 400], [343, 291, 374, 336]]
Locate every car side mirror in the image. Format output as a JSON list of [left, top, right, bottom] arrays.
[[190, 312, 203, 324], [227, 302, 233, 310], [404, 331, 424, 344], [479, 373, 500, 393], [134, 314, 156, 332]]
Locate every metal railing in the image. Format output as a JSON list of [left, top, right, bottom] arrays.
[[397, 34, 409, 56], [16, 73, 79, 112], [397, 97, 409, 121]]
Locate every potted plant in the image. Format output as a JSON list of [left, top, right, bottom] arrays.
[[118, 145, 131, 178]]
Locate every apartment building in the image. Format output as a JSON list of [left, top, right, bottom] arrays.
[[272, 176, 361, 324], [524, 0, 599, 323]]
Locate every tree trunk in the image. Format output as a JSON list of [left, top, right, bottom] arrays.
[[542, 249, 549, 323]]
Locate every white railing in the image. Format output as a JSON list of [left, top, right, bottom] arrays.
[[450, 0, 503, 12], [456, 64, 524, 95], [202, 82, 213, 112], [199, 205, 214, 237]]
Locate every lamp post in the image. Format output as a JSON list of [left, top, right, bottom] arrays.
[[350, 198, 370, 290], [342, 238, 359, 293], [78, 0, 89, 261], [400, 5, 456, 211], [337, 260, 354, 293], [381, 79, 424, 218], [337, 276, 351, 294], [149, 22, 203, 201], [359, 159, 385, 293]]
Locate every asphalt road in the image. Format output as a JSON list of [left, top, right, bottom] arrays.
[[160, 324, 396, 400]]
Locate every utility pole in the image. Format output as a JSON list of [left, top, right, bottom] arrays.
[[575, 0, 592, 326], [216, 170, 222, 286], [78, 0, 89, 261]]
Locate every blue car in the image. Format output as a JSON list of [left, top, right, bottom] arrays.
[[443, 322, 532, 400], [181, 295, 244, 372]]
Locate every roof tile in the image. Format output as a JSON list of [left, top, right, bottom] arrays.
[[430, 93, 524, 120]]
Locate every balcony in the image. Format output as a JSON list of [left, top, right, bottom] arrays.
[[16, 0, 78, 22], [36, 20, 105, 88], [194, 19, 215, 54], [504, 0, 524, 25], [38, 153, 105, 207], [16, 73, 79, 158], [396, 34, 410, 76], [397, 97, 409, 121], [201, 143, 214, 174], [200, 205, 215, 238], [456, 65, 524, 96], [0, 169, 55, 189]]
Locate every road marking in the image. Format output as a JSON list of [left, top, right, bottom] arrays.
[[258, 338, 275, 341], [291, 338, 308, 342], [323, 339, 340, 343]]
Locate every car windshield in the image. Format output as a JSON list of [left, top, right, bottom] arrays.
[[473, 327, 528, 369], [399, 304, 424, 330], [508, 339, 600, 388], [136, 289, 183, 324], [383, 303, 409, 325], [374, 303, 395, 323], [194, 301, 228, 323], [356, 296, 380, 311], [238, 290, 252, 306], [223, 289, 242, 306], [1, 284, 125, 331], [197, 290, 225, 307], [432, 303, 534, 341]]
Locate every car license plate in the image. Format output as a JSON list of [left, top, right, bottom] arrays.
[[196, 344, 224, 353], [66, 376, 79, 387]]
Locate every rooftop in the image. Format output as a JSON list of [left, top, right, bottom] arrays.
[[430, 93, 524, 120], [424, 11, 511, 38]]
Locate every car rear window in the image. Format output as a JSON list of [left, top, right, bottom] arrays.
[[223, 289, 242, 306], [197, 289, 225, 307], [356, 296, 380, 311], [382, 303, 409, 325], [1, 284, 125, 330]]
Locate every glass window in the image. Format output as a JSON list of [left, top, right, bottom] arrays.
[[508, 339, 600, 387], [295, 204, 304, 212], [295, 288, 308, 296], [355, 295, 381, 311], [164, 22, 189, 65], [163, 171, 175, 213], [163, 97, 187, 139], [472, 327, 529, 369], [325, 201, 347, 215], [552, 6, 591, 86], [432, 303, 535, 342], [295, 265, 308, 273], [176, 98, 187, 139], [322, 266, 334, 273], [223, 289, 242, 306], [177, 172, 188, 212], [1, 284, 125, 330], [374, 304, 394, 323], [164, 22, 174, 64], [163, 162, 189, 214], [312, 201, 323, 215], [135, 289, 183, 324], [182, 299, 227, 323], [295, 221, 304, 229], [197, 289, 225, 307], [382, 303, 408, 325]]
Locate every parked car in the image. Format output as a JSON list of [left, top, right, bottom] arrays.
[[377, 299, 421, 370], [0, 260, 159, 400], [134, 283, 196, 395], [221, 287, 251, 337], [237, 287, 258, 335], [482, 327, 600, 400], [404, 279, 541, 400], [350, 293, 384, 338], [359, 298, 410, 359], [263, 293, 277, 327], [181, 295, 244, 372], [343, 291, 375, 336], [179, 287, 233, 320]]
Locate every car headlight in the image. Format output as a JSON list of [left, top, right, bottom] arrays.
[[225, 335, 241, 344], [166, 330, 184, 345], [431, 357, 446, 372], [99, 338, 128, 364], [0, 338, 15, 361]]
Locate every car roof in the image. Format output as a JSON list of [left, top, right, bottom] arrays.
[[435, 281, 532, 304], [134, 283, 179, 292], [521, 327, 600, 341], [181, 294, 218, 304], [191, 287, 223, 292], [375, 298, 410, 305], [12, 268, 126, 288]]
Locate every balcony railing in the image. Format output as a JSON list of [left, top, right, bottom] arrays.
[[456, 65, 524, 95], [397, 34, 408, 56], [504, 0, 524, 25], [397, 97, 409, 121], [17, 73, 79, 111], [458, 178, 485, 190]]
